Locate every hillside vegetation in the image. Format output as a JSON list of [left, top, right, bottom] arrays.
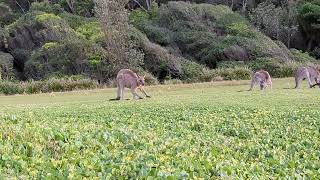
[[1, 79, 320, 178], [0, 0, 319, 86]]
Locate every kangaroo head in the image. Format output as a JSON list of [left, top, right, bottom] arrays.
[[137, 75, 146, 86]]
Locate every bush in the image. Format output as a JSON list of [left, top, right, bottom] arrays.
[[134, 1, 293, 71], [217, 61, 246, 68], [35, 13, 62, 23], [59, 12, 94, 29], [25, 39, 95, 80], [181, 60, 205, 82], [227, 22, 256, 38], [198, 68, 216, 82], [24, 80, 45, 94], [75, 22, 103, 42], [214, 67, 252, 80], [129, 9, 151, 26], [30, 1, 63, 14], [0, 3, 16, 25], [311, 47, 320, 59], [58, 0, 94, 17], [163, 79, 183, 85], [6, 11, 39, 32], [138, 21, 173, 46], [291, 49, 318, 63], [144, 72, 159, 85], [0, 81, 24, 95], [0, 78, 98, 95], [275, 63, 299, 78], [0, 52, 14, 80], [248, 57, 300, 78]]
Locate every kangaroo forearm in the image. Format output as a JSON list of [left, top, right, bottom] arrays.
[[141, 89, 150, 97]]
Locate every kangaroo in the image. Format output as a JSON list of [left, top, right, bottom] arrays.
[[295, 66, 320, 88], [110, 69, 151, 100], [311, 83, 320, 88], [249, 70, 272, 91]]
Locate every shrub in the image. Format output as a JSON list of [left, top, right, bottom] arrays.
[[214, 67, 252, 80], [0, 81, 24, 95], [216, 12, 247, 27], [136, 1, 295, 69], [6, 11, 40, 32], [138, 21, 172, 46], [24, 80, 45, 94], [143, 72, 159, 85], [0, 3, 16, 25], [311, 47, 320, 59], [59, 12, 94, 30], [217, 61, 246, 68], [129, 9, 151, 25], [0, 52, 14, 80], [181, 60, 205, 82], [35, 13, 62, 23], [275, 63, 299, 78], [75, 22, 103, 42], [198, 68, 216, 82], [42, 42, 58, 50], [164, 79, 183, 85], [248, 57, 300, 78], [0, 78, 98, 95], [227, 22, 256, 38], [58, 0, 94, 17], [291, 49, 318, 63], [25, 39, 94, 80], [30, 1, 63, 14]]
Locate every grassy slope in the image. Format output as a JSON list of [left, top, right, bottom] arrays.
[[0, 78, 320, 178]]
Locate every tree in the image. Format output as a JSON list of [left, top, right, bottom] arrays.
[[93, 0, 144, 81], [282, 0, 298, 48], [297, 0, 320, 51], [250, 0, 298, 48]]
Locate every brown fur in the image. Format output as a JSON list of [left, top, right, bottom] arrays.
[[249, 70, 272, 91], [111, 69, 150, 100], [295, 66, 320, 88]]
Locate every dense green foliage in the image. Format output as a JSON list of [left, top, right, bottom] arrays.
[[297, 0, 320, 50], [131, 2, 315, 72], [0, 77, 97, 95], [0, 0, 319, 84], [1, 79, 320, 178]]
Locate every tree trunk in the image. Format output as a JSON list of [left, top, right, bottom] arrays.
[[307, 38, 314, 51], [287, 29, 291, 49], [242, 0, 247, 14], [230, 0, 234, 9], [146, 0, 152, 11]]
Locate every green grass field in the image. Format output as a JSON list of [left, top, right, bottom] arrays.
[[1, 78, 320, 178]]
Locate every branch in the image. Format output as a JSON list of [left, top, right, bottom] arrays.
[[15, 0, 25, 13], [131, 0, 148, 11], [66, 0, 75, 13]]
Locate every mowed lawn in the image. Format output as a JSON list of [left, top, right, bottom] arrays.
[[0, 78, 320, 178]]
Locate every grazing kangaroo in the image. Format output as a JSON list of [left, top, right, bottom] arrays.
[[249, 70, 272, 91], [295, 66, 320, 88], [111, 69, 151, 100], [311, 83, 320, 88]]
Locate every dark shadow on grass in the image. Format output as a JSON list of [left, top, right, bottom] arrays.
[[109, 98, 130, 101], [237, 90, 251, 92]]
